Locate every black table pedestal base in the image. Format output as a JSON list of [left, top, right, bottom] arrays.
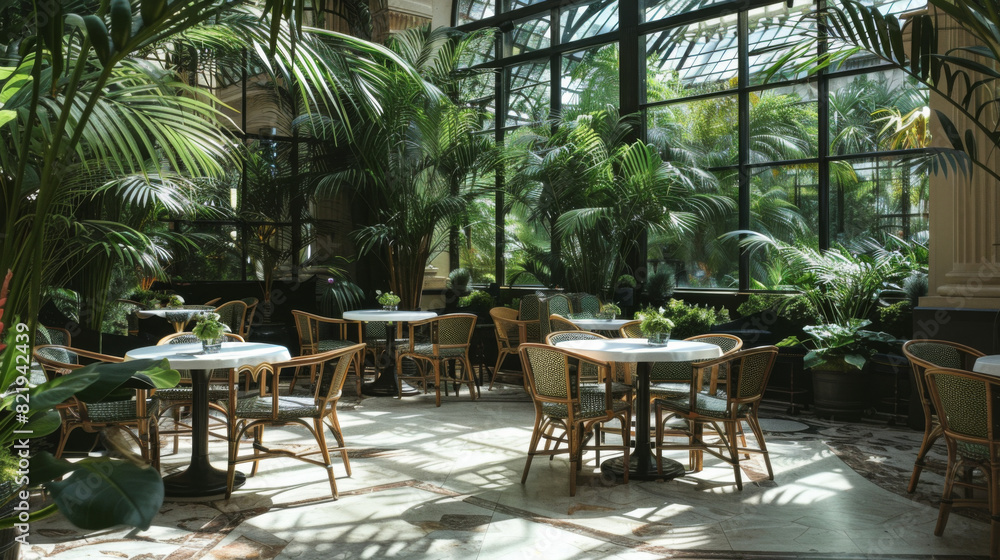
[[361, 378, 420, 397], [164, 466, 245, 498], [600, 455, 685, 482]]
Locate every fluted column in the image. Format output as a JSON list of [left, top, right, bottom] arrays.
[[923, 9, 1000, 309]]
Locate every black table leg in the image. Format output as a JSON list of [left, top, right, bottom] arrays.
[[362, 322, 419, 397], [162, 368, 245, 497], [601, 362, 685, 481]]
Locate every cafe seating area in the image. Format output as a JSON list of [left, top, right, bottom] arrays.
[[23, 380, 992, 559], [16, 298, 997, 559]]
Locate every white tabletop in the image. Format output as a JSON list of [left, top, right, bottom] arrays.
[[125, 341, 291, 369], [569, 318, 632, 331], [973, 355, 1000, 377], [343, 309, 437, 322], [136, 305, 215, 319], [555, 339, 723, 363]]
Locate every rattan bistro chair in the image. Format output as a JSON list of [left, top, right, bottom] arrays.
[[33, 345, 160, 468], [396, 313, 478, 406], [489, 307, 532, 390], [291, 310, 365, 394], [924, 367, 1000, 558], [214, 300, 249, 338], [549, 313, 581, 333], [654, 346, 778, 490], [902, 339, 986, 493], [519, 343, 632, 496], [618, 320, 642, 338], [225, 343, 366, 500]]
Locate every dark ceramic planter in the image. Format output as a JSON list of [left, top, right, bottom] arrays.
[[810, 367, 868, 421]]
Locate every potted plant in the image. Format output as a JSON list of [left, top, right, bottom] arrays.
[[635, 306, 675, 346], [599, 302, 621, 321], [192, 312, 230, 353], [779, 319, 898, 420], [376, 290, 402, 311], [615, 274, 637, 307]]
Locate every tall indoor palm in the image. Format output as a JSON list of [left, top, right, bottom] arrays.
[[312, 26, 500, 310]]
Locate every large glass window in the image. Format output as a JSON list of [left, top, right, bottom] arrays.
[[455, 0, 930, 292]]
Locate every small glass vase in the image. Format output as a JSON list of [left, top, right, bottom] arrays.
[[646, 332, 670, 346], [201, 338, 223, 354], [599, 312, 616, 322], [382, 304, 398, 312]]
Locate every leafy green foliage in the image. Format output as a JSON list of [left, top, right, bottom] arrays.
[[635, 306, 675, 336], [656, 298, 730, 339], [459, 290, 493, 313], [779, 319, 897, 371], [737, 293, 821, 326]]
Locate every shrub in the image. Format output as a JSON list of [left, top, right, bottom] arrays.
[[616, 274, 637, 288], [459, 290, 494, 313], [659, 298, 730, 338], [644, 268, 675, 303], [878, 300, 913, 339], [738, 293, 821, 325]]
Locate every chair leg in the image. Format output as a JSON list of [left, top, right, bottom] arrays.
[[226, 424, 242, 500], [490, 349, 509, 390], [935, 452, 958, 536], [251, 425, 264, 477], [313, 417, 339, 500], [723, 420, 743, 491], [990, 463, 1000, 559], [568, 424, 579, 496], [908, 417, 941, 493], [463, 357, 477, 400], [522, 408, 545, 485], [433, 362, 442, 407], [327, 411, 351, 476], [745, 413, 773, 480]]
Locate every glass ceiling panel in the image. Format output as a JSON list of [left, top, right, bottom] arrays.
[[748, 0, 814, 85], [511, 16, 551, 54], [506, 61, 551, 126], [507, 0, 549, 12], [643, 0, 732, 24], [560, 0, 619, 43], [457, 0, 495, 26], [645, 25, 737, 97]]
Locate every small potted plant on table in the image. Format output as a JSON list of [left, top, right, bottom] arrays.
[[636, 306, 674, 346], [193, 312, 230, 353], [599, 302, 621, 321], [377, 290, 401, 311]]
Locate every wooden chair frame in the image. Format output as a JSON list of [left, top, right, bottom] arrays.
[[225, 343, 366, 499], [654, 346, 778, 490], [518, 343, 633, 496], [924, 366, 1000, 558], [291, 310, 365, 394], [489, 307, 531, 390], [902, 339, 985, 493], [33, 345, 159, 468], [396, 314, 478, 406]]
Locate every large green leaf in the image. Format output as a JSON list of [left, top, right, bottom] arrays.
[[34, 453, 164, 530], [72, 358, 178, 402], [26, 371, 101, 411]]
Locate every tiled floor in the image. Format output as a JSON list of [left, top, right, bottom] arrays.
[[19, 384, 992, 559]]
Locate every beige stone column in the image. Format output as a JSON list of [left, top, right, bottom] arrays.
[[921, 10, 1000, 309]]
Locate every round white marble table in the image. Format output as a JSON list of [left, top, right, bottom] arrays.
[[973, 355, 1000, 377], [554, 338, 723, 481], [125, 341, 291, 497], [136, 305, 215, 332], [568, 318, 632, 332], [343, 309, 437, 396]]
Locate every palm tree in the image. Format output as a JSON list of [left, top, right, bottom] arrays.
[[310, 26, 501, 310]]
